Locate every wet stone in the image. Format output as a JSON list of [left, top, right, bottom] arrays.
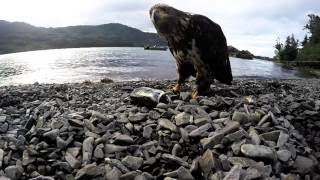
[[130, 87, 166, 108]]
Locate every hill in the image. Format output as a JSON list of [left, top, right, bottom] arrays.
[[0, 20, 166, 54]]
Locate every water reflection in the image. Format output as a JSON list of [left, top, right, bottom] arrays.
[[0, 47, 307, 86]]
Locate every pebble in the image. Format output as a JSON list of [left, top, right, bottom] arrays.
[[158, 119, 177, 132], [241, 144, 276, 160], [121, 155, 144, 170], [175, 112, 193, 126]]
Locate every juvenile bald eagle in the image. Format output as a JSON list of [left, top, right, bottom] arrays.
[[149, 4, 232, 98]]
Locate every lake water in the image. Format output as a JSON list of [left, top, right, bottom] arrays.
[[0, 47, 302, 86]]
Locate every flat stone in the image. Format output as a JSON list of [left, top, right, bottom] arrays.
[[22, 150, 36, 166], [0, 122, 8, 133], [4, 165, 23, 180], [114, 134, 134, 144], [0, 116, 6, 122], [105, 144, 128, 154], [162, 154, 189, 167], [189, 123, 211, 137], [228, 157, 258, 168], [43, 129, 59, 141], [277, 131, 289, 147], [223, 165, 241, 180], [177, 166, 194, 180], [67, 147, 81, 157], [248, 127, 260, 145], [259, 130, 281, 142], [293, 155, 314, 174], [105, 167, 121, 180], [75, 163, 102, 180], [175, 112, 193, 126], [218, 120, 240, 135], [277, 150, 291, 162], [105, 158, 130, 173], [158, 119, 177, 132], [65, 152, 81, 169], [199, 149, 221, 176], [194, 117, 210, 126], [0, 149, 3, 168], [172, 144, 182, 156], [225, 129, 248, 142], [121, 156, 144, 170], [82, 137, 94, 164], [199, 99, 216, 106], [68, 119, 84, 127], [241, 144, 276, 160], [244, 167, 262, 180], [232, 111, 249, 124], [128, 113, 147, 123], [143, 126, 153, 139], [201, 133, 224, 150], [93, 144, 104, 159], [120, 171, 140, 180]]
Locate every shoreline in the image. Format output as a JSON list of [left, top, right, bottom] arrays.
[[0, 79, 319, 179]]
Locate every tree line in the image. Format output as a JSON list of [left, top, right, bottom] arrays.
[[274, 14, 320, 64]]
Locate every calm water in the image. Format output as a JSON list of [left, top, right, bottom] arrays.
[[0, 47, 301, 86]]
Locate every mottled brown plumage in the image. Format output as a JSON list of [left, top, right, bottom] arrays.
[[150, 4, 232, 97]]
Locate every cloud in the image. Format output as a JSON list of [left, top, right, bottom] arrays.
[[0, 0, 319, 56]]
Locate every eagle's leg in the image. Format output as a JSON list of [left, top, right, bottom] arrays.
[[192, 66, 210, 99], [173, 63, 196, 93]]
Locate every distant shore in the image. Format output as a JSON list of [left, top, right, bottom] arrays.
[[0, 79, 319, 179]]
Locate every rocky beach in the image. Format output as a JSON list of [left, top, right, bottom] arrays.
[[0, 79, 320, 180]]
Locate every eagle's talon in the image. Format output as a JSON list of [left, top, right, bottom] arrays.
[[191, 90, 199, 99], [172, 84, 181, 93]]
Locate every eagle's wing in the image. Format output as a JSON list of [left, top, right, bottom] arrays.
[[188, 15, 233, 84]]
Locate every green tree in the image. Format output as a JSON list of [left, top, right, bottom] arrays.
[[275, 35, 299, 61], [304, 14, 320, 44]]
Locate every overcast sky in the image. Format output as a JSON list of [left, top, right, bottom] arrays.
[[1, 0, 319, 56]]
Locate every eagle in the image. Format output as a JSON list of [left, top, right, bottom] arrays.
[[149, 4, 233, 98]]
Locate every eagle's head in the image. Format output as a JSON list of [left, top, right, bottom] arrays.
[[150, 4, 190, 38]]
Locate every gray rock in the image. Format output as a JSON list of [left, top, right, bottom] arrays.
[[105, 144, 128, 154], [114, 134, 134, 144], [65, 152, 81, 169], [277, 131, 289, 147], [4, 165, 23, 180], [180, 92, 192, 101], [172, 144, 182, 156], [194, 117, 210, 126], [121, 156, 144, 170], [260, 130, 281, 142], [175, 112, 193, 126], [189, 123, 211, 137], [201, 133, 224, 150], [199, 99, 216, 106], [219, 112, 230, 118], [128, 113, 147, 123], [0, 115, 6, 122], [232, 111, 249, 124], [293, 155, 314, 174], [241, 144, 276, 160], [277, 150, 291, 162], [0, 122, 8, 133], [143, 126, 153, 139], [158, 119, 177, 132], [22, 150, 35, 166], [225, 129, 248, 142], [105, 167, 122, 180], [177, 166, 194, 180], [82, 137, 94, 164], [162, 154, 189, 167], [248, 127, 261, 145], [105, 158, 130, 173], [0, 149, 3, 168], [244, 167, 262, 180], [228, 157, 258, 168], [199, 149, 221, 176], [94, 144, 105, 159], [43, 129, 59, 141], [223, 165, 241, 180], [75, 163, 103, 179], [218, 120, 240, 135], [120, 171, 140, 180], [130, 87, 167, 107]]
